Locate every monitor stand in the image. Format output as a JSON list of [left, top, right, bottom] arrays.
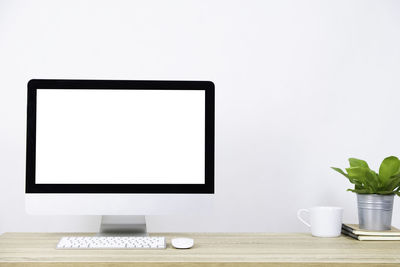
[[98, 215, 147, 236]]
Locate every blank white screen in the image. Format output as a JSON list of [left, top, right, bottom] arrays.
[[35, 89, 205, 184]]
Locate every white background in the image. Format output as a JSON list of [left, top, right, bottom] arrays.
[[36, 89, 205, 184], [1, 0, 400, 233]]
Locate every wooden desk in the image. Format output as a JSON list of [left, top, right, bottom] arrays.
[[0, 232, 400, 266]]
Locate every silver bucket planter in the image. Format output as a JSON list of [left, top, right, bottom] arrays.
[[357, 194, 394, 230]]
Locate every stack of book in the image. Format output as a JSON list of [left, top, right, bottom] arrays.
[[342, 224, 400, 241]]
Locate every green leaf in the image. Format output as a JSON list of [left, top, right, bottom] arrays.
[[347, 188, 373, 194], [379, 156, 400, 182], [365, 170, 379, 191], [345, 167, 368, 186], [349, 158, 369, 169], [331, 167, 348, 178], [390, 173, 400, 179], [346, 167, 367, 181], [331, 167, 364, 187], [383, 176, 400, 192]]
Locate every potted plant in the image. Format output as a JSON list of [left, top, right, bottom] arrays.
[[332, 156, 400, 230]]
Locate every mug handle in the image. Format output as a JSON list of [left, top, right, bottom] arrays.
[[297, 209, 311, 227]]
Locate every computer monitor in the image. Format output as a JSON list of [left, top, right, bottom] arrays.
[[25, 79, 215, 234]]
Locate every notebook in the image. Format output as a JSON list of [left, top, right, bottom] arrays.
[[342, 224, 400, 236], [342, 224, 400, 241]]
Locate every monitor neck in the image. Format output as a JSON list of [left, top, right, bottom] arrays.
[[98, 215, 147, 236]]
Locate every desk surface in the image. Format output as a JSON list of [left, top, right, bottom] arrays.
[[1, 232, 400, 266]]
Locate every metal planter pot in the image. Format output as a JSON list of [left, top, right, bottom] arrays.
[[357, 193, 394, 230]]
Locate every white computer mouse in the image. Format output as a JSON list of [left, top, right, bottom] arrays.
[[171, 238, 194, 249]]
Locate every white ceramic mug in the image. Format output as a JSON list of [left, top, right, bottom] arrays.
[[297, 206, 343, 237]]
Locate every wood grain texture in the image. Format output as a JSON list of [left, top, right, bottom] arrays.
[[0, 232, 400, 266]]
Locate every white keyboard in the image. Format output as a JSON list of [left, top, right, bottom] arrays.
[[56, 236, 166, 249]]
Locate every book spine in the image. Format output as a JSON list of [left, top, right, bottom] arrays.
[[341, 224, 354, 234], [341, 229, 360, 240]]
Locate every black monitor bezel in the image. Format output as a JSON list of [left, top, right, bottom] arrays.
[[26, 79, 214, 194]]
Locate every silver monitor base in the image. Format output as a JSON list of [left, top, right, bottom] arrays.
[[98, 215, 147, 236]]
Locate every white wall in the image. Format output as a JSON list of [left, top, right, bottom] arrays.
[[1, 0, 400, 233]]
